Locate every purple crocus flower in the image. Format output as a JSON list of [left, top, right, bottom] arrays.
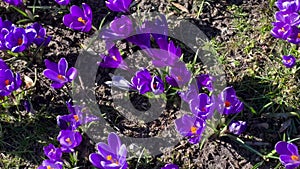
[[228, 121, 246, 135], [276, 0, 300, 12], [169, 61, 191, 87], [63, 3, 92, 32], [287, 26, 300, 44], [0, 58, 9, 70], [43, 144, 62, 162], [98, 46, 128, 70], [0, 69, 22, 96], [131, 68, 152, 94], [147, 39, 181, 67], [43, 58, 78, 89], [26, 22, 51, 46], [282, 55, 296, 68], [175, 114, 206, 144], [57, 130, 82, 153], [179, 84, 198, 103], [165, 76, 178, 87], [130, 69, 164, 95], [275, 141, 300, 169], [54, 0, 70, 6], [147, 14, 168, 42], [218, 86, 244, 115], [271, 11, 300, 40], [37, 159, 63, 169], [4, 27, 29, 52], [126, 24, 151, 49], [150, 76, 164, 95], [57, 101, 98, 130], [105, 0, 132, 12], [3, 0, 23, 6], [0, 18, 14, 50], [196, 74, 214, 92], [190, 93, 215, 120], [89, 132, 128, 169], [100, 15, 133, 41], [161, 164, 179, 169]]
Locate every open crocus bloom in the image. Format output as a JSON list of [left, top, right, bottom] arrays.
[[43, 58, 77, 89], [89, 132, 128, 169], [275, 141, 300, 169]]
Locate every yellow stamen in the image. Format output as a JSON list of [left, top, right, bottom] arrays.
[[78, 17, 86, 24], [106, 155, 112, 161], [57, 74, 65, 80], [190, 126, 197, 134], [291, 155, 299, 161], [112, 56, 118, 61], [280, 27, 285, 32], [74, 115, 79, 122], [47, 166, 53, 169], [65, 138, 72, 145], [297, 33, 300, 39]]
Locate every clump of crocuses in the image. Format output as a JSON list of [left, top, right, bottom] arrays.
[[43, 58, 78, 89], [89, 132, 128, 169], [0, 18, 51, 52], [275, 141, 300, 169]]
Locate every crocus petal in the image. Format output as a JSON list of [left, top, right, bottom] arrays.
[[276, 141, 292, 155], [108, 133, 121, 155], [58, 58, 68, 75], [66, 67, 78, 81]]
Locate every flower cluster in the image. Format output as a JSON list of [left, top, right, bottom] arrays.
[[271, 0, 298, 68], [0, 18, 51, 53], [96, 9, 245, 145], [38, 100, 98, 168], [0, 59, 22, 96]]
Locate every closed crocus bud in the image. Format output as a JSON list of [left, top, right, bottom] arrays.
[[161, 164, 179, 169], [228, 121, 246, 135], [54, 0, 70, 6], [100, 15, 133, 41], [105, 0, 132, 12]]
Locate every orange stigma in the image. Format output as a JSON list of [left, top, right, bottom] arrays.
[[57, 74, 65, 80], [177, 76, 182, 81], [17, 38, 23, 45], [201, 107, 207, 112], [4, 80, 10, 86], [190, 126, 197, 134], [225, 101, 231, 107], [78, 17, 86, 24], [287, 59, 292, 63], [65, 138, 72, 145], [152, 83, 157, 89], [291, 155, 299, 161], [73, 115, 79, 122]]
